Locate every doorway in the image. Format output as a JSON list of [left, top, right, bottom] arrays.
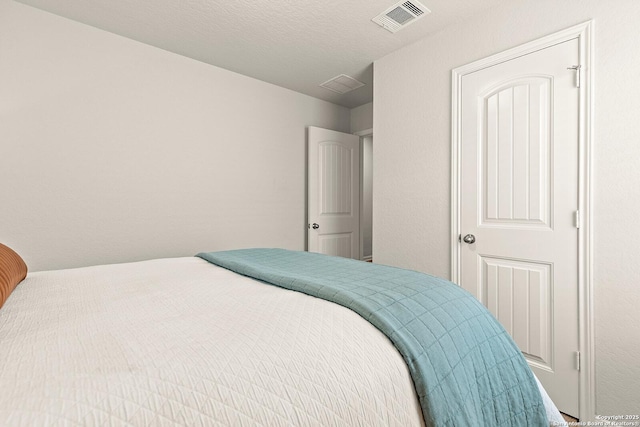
[[358, 131, 373, 262], [307, 126, 361, 259], [307, 126, 373, 262]]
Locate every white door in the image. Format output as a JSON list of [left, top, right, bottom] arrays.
[[459, 39, 579, 416], [308, 126, 360, 259]]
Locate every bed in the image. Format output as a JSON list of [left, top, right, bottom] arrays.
[[0, 244, 565, 426]]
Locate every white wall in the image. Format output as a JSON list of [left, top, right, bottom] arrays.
[[350, 102, 373, 134], [374, 0, 640, 416], [0, 0, 350, 272]]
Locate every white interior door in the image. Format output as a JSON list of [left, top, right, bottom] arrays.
[[308, 126, 360, 259], [459, 39, 580, 416]]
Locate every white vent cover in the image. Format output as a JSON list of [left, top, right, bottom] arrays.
[[319, 74, 365, 94], [372, 1, 430, 33]]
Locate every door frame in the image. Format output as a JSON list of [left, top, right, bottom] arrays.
[[450, 21, 594, 421]]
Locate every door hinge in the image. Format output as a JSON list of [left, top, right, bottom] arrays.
[[575, 351, 581, 371], [567, 65, 582, 88], [574, 210, 581, 229]]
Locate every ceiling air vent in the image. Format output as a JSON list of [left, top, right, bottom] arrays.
[[319, 74, 365, 94], [372, 0, 430, 33]]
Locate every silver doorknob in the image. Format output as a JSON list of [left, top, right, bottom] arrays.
[[462, 234, 476, 244], [311, 223, 320, 230]]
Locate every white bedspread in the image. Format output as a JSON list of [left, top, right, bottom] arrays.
[[0, 258, 424, 426]]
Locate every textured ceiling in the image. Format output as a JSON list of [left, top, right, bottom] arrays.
[[15, 0, 506, 108]]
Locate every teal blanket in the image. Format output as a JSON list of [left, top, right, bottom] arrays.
[[197, 249, 547, 426]]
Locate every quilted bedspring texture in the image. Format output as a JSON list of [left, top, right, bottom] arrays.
[[1, 257, 425, 426], [198, 248, 548, 427]]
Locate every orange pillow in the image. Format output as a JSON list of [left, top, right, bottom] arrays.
[[0, 243, 27, 309]]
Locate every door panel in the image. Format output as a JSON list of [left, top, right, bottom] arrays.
[[460, 39, 579, 416], [482, 77, 552, 227], [320, 142, 353, 215], [308, 127, 360, 259], [481, 256, 552, 368], [319, 233, 353, 258]]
